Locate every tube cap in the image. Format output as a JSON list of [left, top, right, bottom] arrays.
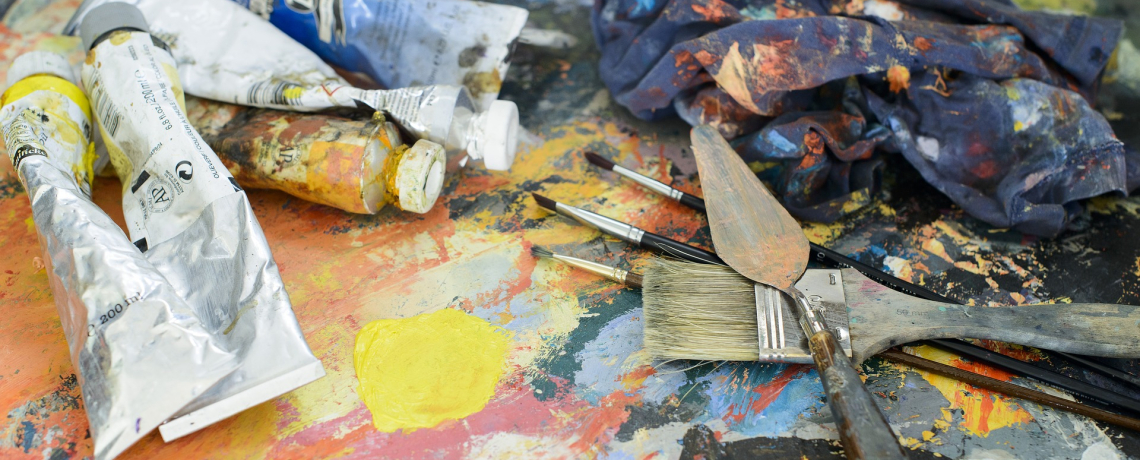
[[395, 140, 446, 214], [6, 51, 77, 87], [79, 2, 149, 51], [473, 100, 519, 171]]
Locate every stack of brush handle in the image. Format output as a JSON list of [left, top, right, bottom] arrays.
[[574, 151, 1140, 434]]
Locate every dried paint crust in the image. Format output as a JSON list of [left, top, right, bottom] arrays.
[[190, 101, 401, 214], [4, 0, 1140, 459]]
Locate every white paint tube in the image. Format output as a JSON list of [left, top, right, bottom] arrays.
[[78, 3, 325, 442], [1, 51, 238, 460], [65, 0, 519, 170]]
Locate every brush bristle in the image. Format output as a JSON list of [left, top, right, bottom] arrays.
[[531, 245, 554, 259], [583, 152, 615, 171], [532, 193, 557, 211], [642, 260, 762, 361]]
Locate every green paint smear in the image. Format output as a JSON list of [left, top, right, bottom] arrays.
[[1012, 0, 1096, 14]]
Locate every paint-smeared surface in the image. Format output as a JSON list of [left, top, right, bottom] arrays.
[[2, 0, 1140, 458]]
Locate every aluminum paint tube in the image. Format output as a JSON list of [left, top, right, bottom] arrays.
[[65, 0, 520, 170], [240, 0, 528, 112], [189, 100, 446, 214], [78, 4, 325, 441], [1, 51, 238, 460]]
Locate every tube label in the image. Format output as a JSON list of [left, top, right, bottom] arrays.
[[83, 31, 240, 250], [1, 82, 94, 194]]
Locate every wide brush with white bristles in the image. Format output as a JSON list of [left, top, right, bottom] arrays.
[[642, 259, 1140, 364]]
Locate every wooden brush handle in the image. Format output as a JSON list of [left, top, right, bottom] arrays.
[[841, 269, 1140, 362], [809, 330, 908, 460]]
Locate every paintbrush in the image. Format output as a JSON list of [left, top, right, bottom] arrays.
[[585, 151, 1140, 413], [641, 260, 1140, 413], [584, 152, 706, 211], [530, 246, 642, 288], [529, 250, 1140, 429], [531, 193, 724, 265]]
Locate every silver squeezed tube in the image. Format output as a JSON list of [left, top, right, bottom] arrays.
[[78, 3, 324, 442], [1, 51, 238, 460]]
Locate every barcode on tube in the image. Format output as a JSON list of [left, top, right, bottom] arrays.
[[88, 74, 123, 137], [246, 81, 301, 106]]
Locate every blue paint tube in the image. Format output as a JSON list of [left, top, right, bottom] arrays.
[[235, 0, 528, 112]]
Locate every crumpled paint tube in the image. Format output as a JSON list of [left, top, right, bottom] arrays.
[[188, 99, 446, 214], [236, 0, 528, 112], [64, 0, 520, 170], [78, 3, 325, 442], [1, 51, 238, 460]]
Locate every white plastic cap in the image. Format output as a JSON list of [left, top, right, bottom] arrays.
[[6, 51, 77, 87], [475, 100, 519, 171], [395, 139, 446, 213]]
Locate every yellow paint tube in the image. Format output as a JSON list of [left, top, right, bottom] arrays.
[[189, 101, 446, 214], [2, 51, 237, 460]]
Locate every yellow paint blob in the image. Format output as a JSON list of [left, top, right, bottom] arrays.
[[353, 308, 512, 432]]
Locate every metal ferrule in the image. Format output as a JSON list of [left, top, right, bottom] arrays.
[[552, 254, 628, 284], [613, 164, 684, 201], [790, 287, 830, 335], [554, 202, 646, 244]]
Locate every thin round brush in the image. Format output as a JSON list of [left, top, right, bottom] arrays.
[[530, 245, 642, 288]]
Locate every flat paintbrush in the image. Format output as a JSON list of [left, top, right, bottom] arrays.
[[532, 251, 1140, 433], [585, 151, 1140, 412]]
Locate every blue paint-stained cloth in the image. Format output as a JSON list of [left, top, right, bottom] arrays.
[[592, 0, 1132, 236]]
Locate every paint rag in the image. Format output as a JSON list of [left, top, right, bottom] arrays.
[[592, 0, 1135, 236]]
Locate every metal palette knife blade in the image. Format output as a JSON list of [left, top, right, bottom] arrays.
[[689, 124, 907, 460]]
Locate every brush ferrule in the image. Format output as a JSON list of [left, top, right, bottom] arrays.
[[552, 254, 629, 283], [613, 165, 684, 201], [755, 284, 786, 351], [790, 288, 829, 336], [554, 202, 645, 244]]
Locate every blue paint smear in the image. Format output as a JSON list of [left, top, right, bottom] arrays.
[[20, 420, 36, 453], [695, 363, 826, 436], [766, 131, 798, 153]]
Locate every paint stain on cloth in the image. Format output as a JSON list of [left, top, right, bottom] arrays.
[[353, 308, 513, 432]]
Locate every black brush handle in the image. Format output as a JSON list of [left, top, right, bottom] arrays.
[[928, 340, 1140, 415], [819, 245, 1140, 410], [678, 193, 706, 212], [638, 232, 725, 265], [810, 243, 957, 303], [810, 331, 908, 459]]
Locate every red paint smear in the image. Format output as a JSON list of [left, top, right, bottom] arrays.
[[263, 376, 611, 459], [748, 366, 808, 415], [914, 37, 934, 54], [970, 160, 999, 180], [977, 391, 993, 433], [690, 1, 734, 23]]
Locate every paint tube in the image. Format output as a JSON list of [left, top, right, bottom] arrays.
[[237, 0, 528, 112], [78, 3, 325, 442], [64, 0, 520, 171], [1, 51, 238, 460], [189, 100, 446, 214]]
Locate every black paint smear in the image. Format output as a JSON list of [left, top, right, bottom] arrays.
[[529, 288, 642, 401], [0, 176, 24, 200], [678, 424, 943, 460]]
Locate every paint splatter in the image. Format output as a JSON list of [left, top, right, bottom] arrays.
[[353, 308, 513, 432]]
